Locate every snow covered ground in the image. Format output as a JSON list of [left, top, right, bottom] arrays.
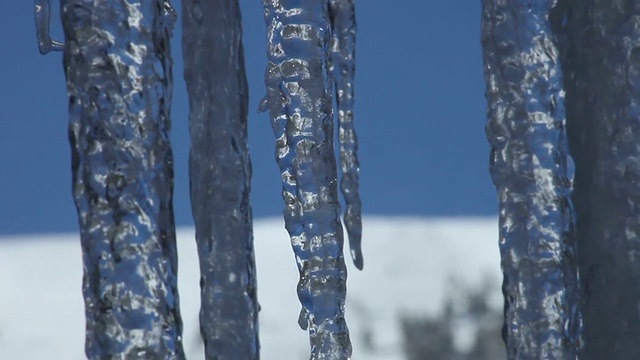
[[0, 216, 501, 359]]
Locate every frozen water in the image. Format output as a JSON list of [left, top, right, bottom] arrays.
[[261, 0, 353, 358], [481, 1, 581, 358], [328, 0, 362, 271], [557, 1, 640, 358], [61, 0, 184, 358], [181, 0, 259, 358], [34, 0, 63, 54]]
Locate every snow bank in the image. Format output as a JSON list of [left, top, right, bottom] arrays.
[[0, 216, 500, 359]]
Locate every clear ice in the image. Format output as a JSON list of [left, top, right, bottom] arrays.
[[181, 0, 259, 358], [481, 1, 581, 358], [34, 0, 64, 54], [261, 0, 353, 358], [61, 0, 185, 358], [328, 0, 362, 270]]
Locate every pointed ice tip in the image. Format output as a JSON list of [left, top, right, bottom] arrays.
[[351, 249, 363, 270], [37, 40, 64, 55], [297, 307, 309, 330], [257, 96, 269, 113]]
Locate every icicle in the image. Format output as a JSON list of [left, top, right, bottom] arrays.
[[61, 1, 184, 358], [328, 0, 362, 270], [261, 0, 352, 358], [481, 0, 581, 358], [34, 0, 64, 54], [181, 0, 259, 358], [558, 1, 640, 358]]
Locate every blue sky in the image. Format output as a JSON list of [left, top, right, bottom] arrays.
[[0, 2, 494, 235]]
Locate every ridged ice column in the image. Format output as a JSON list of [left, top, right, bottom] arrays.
[[61, 1, 185, 358], [182, 0, 259, 358], [481, 1, 581, 358], [261, 0, 352, 358], [558, 1, 640, 358]]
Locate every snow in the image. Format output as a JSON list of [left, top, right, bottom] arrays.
[[0, 216, 501, 359]]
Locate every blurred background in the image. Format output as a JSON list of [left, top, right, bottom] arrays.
[[0, 218, 504, 359], [0, 1, 494, 235]]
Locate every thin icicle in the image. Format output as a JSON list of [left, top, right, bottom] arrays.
[[34, 0, 63, 54], [261, 0, 352, 359], [61, 0, 185, 358], [181, 0, 259, 358], [328, 0, 362, 270], [481, 0, 581, 358]]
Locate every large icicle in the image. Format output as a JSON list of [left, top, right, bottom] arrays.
[[181, 0, 259, 358], [328, 0, 362, 270], [61, 1, 185, 358], [261, 0, 352, 358], [481, 1, 581, 358], [558, 1, 640, 358]]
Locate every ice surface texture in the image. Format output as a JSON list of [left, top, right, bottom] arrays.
[[556, 1, 640, 358], [61, 1, 185, 358], [328, 0, 362, 271], [34, 0, 63, 54], [261, 0, 353, 358], [181, 0, 259, 359], [481, 1, 581, 358]]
